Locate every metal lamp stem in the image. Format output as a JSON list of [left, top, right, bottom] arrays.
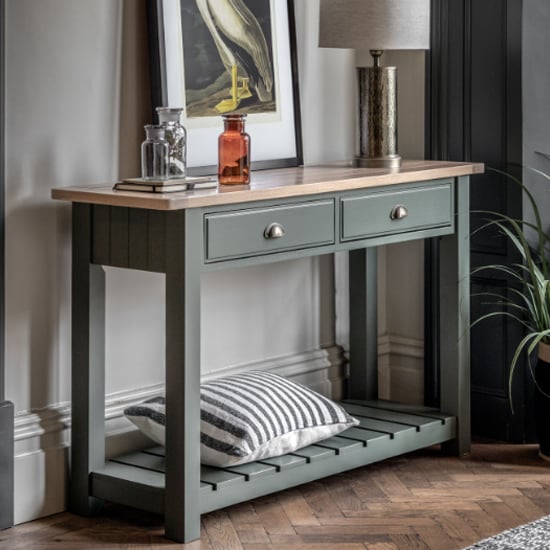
[[355, 50, 401, 169]]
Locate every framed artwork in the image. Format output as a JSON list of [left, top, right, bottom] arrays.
[[147, 0, 303, 175]]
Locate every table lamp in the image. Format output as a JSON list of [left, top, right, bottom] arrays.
[[319, 0, 430, 169]]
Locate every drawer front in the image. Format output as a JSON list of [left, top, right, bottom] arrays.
[[341, 182, 453, 241], [205, 199, 335, 261]]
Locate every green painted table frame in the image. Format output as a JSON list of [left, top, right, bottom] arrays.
[[68, 173, 471, 543]]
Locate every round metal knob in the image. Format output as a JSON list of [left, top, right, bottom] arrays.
[[390, 205, 408, 220], [264, 222, 286, 239]]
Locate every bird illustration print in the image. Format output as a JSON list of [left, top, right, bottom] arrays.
[[195, 0, 274, 113]]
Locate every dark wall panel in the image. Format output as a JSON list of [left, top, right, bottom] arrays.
[[427, 0, 529, 441], [0, 0, 14, 530]]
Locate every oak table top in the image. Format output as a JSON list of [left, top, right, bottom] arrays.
[[51, 160, 484, 211]]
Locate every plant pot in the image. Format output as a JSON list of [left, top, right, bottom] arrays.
[[535, 342, 550, 461]]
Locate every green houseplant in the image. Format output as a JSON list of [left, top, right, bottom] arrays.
[[472, 167, 550, 459]]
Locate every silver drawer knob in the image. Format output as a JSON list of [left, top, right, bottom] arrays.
[[390, 205, 408, 220], [264, 222, 286, 239]]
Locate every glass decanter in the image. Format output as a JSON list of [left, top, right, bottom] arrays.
[[141, 124, 169, 180], [156, 106, 187, 179]]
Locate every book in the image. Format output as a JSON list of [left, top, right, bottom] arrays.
[[121, 175, 217, 187], [114, 183, 188, 193], [113, 180, 218, 193], [114, 175, 218, 193]]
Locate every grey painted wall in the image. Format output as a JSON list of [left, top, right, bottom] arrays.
[[0, 0, 4, 405], [4, 0, 357, 523], [3, 0, 428, 524]]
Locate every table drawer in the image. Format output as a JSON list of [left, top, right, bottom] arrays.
[[341, 181, 453, 242], [205, 199, 335, 261]]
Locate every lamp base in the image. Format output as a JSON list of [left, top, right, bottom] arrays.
[[358, 62, 400, 168], [354, 154, 401, 169]]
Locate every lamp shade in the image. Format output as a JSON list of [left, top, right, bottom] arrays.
[[319, 0, 430, 51]]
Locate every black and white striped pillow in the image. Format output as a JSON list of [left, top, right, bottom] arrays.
[[124, 371, 358, 467]]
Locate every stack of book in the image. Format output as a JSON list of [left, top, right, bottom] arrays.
[[113, 176, 218, 193]]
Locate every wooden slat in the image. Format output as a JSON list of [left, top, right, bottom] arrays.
[[291, 445, 337, 463], [109, 207, 129, 268], [338, 427, 391, 446], [91, 204, 110, 265], [223, 462, 277, 481], [342, 403, 444, 431], [200, 466, 246, 489], [258, 454, 307, 471], [128, 208, 148, 270], [345, 399, 454, 422], [146, 210, 166, 272], [143, 446, 165, 457], [351, 416, 418, 437], [111, 451, 165, 473], [314, 436, 364, 455]]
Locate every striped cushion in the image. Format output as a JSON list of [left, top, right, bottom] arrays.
[[124, 371, 358, 467]]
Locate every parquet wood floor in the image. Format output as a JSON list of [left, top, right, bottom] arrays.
[[2, 442, 550, 549]]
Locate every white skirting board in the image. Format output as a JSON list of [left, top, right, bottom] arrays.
[[12, 338, 423, 524]]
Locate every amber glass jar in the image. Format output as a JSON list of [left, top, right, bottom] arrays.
[[218, 114, 250, 185]]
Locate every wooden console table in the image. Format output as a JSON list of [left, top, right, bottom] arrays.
[[52, 160, 483, 543]]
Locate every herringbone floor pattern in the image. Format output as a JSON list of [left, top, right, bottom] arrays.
[[3, 442, 550, 549]]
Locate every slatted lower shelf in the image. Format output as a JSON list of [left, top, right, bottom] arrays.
[[90, 400, 456, 515]]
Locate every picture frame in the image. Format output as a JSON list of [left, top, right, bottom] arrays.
[[147, 0, 303, 175]]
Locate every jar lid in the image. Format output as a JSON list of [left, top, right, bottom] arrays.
[[221, 113, 247, 120], [156, 106, 183, 122], [144, 124, 166, 139]]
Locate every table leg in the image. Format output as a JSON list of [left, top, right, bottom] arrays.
[[164, 210, 202, 543], [348, 247, 378, 401], [70, 203, 105, 515], [440, 176, 471, 455]]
